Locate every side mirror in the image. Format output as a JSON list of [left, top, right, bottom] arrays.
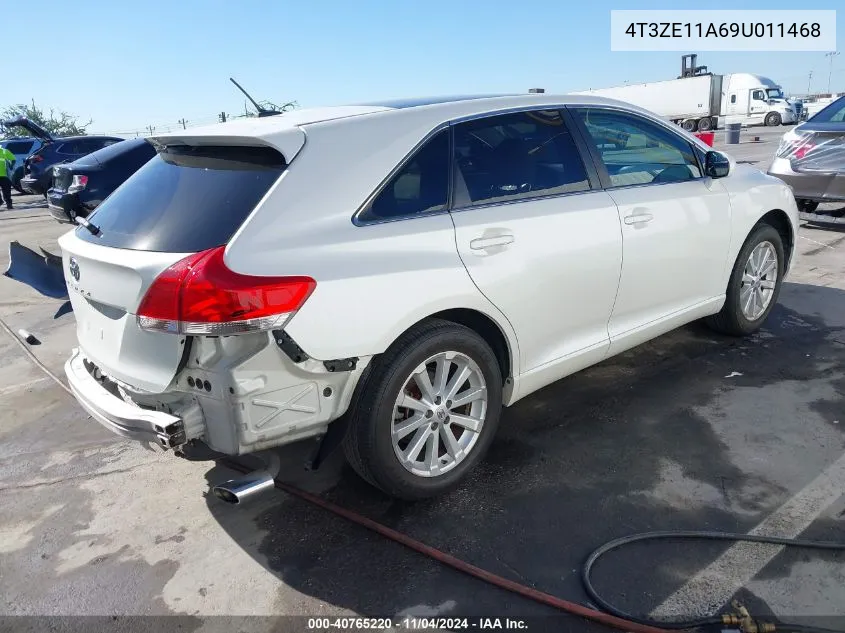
[[705, 151, 730, 178]]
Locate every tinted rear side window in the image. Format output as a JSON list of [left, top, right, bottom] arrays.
[[358, 129, 449, 223], [76, 145, 286, 252], [4, 141, 34, 154], [810, 96, 845, 122]]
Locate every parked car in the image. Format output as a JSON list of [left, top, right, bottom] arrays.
[[767, 95, 845, 214], [0, 137, 43, 192], [0, 117, 123, 195], [58, 94, 798, 502], [47, 138, 156, 223]]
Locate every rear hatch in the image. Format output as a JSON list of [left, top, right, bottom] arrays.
[[58, 142, 295, 393], [1, 116, 55, 142], [24, 143, 55, 178]]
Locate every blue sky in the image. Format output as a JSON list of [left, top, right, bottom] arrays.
[[6, 0, 843, 135]]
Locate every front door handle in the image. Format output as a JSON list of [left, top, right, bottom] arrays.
[[470, 235, 515, 250], [623, 213, 654, 225]]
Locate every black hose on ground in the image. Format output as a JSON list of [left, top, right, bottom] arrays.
[[582, 530, 845, 632]]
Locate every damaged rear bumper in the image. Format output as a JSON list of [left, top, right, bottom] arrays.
[[65, 349, 198, 449], [65, 336, 372, 457]]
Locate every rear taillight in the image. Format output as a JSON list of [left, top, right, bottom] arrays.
[[69, 175, 88, 193], [777, 133, 815, 159], [137, 246, 316, 336], [30, 154, 43, 163], [793, 143, 815, 160]]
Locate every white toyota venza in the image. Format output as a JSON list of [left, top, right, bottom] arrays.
[[59, 95, 798, 501]]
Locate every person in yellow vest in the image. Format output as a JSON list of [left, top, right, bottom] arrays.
[[0, 146, 15, 210]]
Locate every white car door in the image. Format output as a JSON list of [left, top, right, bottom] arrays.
[[449, 109, 623, 375], [570, 107, 732, 343]]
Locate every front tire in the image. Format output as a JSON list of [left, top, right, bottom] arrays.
[[343, 319, 503, 500], [705, 223, 785, 336], [765, 112, 782, 127]]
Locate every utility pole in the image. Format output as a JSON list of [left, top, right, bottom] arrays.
[[219, 111, 227, 123], [178, 118, 187, 129], [807, 70, 813, 95], [147, 125, 155, 136], [825, 51, 840, 94]]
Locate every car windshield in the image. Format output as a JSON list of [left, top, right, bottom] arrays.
[[810, 96, 845, 123], [766, 89, 784, 100]]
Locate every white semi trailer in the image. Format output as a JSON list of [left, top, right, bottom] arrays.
[[572, 55, 801, 132]]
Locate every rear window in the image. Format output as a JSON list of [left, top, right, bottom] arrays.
[[75, 139, 154, 166], [76, 145, 286, 252], [810, 96, 845, 123], [4, 140, 34, 154]]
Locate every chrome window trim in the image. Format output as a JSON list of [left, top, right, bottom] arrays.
[[450, 187, 603, 215], [351, 124, 451, 227]]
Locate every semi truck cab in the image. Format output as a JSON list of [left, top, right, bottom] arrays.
[[722, 73, 800, 127]]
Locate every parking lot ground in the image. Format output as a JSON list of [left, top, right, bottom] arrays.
[[1, 131, 845, 633]]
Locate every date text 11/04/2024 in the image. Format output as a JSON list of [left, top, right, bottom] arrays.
[[624, 22, 822, 38], [307, 617, 529, 630]]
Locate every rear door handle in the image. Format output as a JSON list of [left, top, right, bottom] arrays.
[[623, 213, 654, 225], [470, 235, 515, 250]]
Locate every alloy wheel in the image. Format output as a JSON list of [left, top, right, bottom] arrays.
[[740, 240, 778, 320], [391, 351, 488, 477]]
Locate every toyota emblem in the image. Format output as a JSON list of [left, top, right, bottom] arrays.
[[69, 257, 80, 282]]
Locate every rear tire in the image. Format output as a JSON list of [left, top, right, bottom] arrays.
[[705, 223, 785, 336], [697, 117, 713, 132], [343, 319, 502, 500], [681, 119, 698, 132], [765, 112, 782, 127]]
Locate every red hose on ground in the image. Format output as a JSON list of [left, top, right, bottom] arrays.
[[269, 479, 676, 633], [0, 315, 672, 631]]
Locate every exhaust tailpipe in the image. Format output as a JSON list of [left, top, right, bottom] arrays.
[[212, 470, 276, 504]]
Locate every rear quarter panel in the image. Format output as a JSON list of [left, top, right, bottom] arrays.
[[224, 111, 521, 371]]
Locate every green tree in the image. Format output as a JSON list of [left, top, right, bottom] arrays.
[[1, 100, 92, 139]]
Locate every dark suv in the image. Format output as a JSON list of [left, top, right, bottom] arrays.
[[47, 138, 156, 223], [1, 117, 122, 195]]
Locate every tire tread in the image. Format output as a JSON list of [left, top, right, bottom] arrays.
[[342, 318, 501, 499], [705, 222, 784, 336]]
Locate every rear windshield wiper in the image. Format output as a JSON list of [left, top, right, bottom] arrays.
[[74, 215, 101, 236]]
